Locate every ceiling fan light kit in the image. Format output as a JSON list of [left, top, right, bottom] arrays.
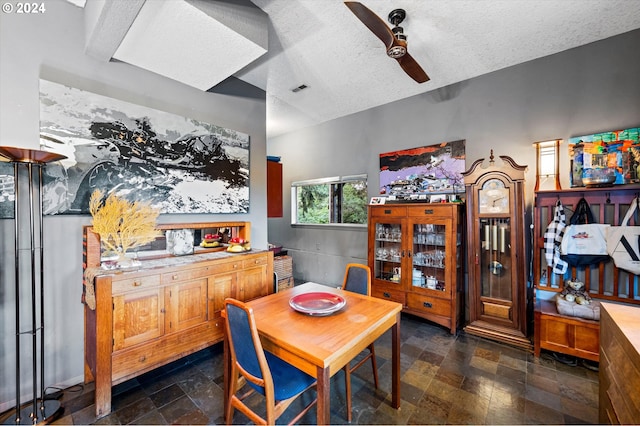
[[345, 1, 430, 83]]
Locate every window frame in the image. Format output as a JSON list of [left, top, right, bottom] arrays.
[[290, 174, 368, 228]]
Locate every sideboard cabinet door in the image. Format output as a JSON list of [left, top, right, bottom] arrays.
[[113, 288, 164, 351]]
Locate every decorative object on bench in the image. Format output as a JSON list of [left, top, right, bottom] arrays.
[[556, 279, 601, 321], [560, 197, 610, 266], [560, 279, 591, 305], [89, 189, 160, 268], [606, 196, 640, 275]]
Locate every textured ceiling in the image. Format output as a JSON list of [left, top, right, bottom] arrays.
[[76, 0, 640, 138]]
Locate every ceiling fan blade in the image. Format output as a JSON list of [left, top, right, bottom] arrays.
[[397, 53, 430, 83], [345, 1, 395, 48]]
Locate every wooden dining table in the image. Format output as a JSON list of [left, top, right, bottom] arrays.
[[223, 281, 403, 425]]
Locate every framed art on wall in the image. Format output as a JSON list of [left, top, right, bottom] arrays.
[[39, 79, 250, 215], [0, 161, 14, 219], [569, 127, 639, 187], [379, 140, 466, 200]]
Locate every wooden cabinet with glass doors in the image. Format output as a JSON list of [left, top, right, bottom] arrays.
[[368, 203, 464, 334]]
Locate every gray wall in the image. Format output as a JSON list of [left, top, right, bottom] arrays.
[[0, 0, 267, 411], [267, 29, 640, 287]]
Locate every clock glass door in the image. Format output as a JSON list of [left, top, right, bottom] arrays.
[[479, 217, 513, 321]]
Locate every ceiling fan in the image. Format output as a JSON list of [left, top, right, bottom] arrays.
[[345, 1, 429, 83]]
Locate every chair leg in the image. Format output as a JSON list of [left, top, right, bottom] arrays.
[[225, 368, 237, 424], [344, 343, 379, 422]]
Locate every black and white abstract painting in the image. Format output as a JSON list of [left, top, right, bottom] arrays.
[[39, 79, 250, 215], [0, 162, 14, 219]]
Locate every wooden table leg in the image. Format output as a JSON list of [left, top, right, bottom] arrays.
[[316, 366, 331, 425], [391, 312, 401, 409]]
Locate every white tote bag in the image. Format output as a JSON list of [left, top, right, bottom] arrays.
[[561, 223, 609, 256], [607, 198, 640, 275]]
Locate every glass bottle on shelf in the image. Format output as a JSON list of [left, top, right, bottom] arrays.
[[411, 223, 447, 292], [374, 222, 403, 284]]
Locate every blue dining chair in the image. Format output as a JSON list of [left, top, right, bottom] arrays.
[[224, 298, 317, 425], [341, 263, 378, 422]]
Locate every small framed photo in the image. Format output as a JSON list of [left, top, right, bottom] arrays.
[[370, 196, 386, 205], [430, 194, 446, 203]]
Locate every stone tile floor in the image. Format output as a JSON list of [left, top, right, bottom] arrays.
[[12, 313, 599, 424]]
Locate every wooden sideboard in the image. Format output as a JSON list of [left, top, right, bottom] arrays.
[[599, 302, 640, 424], [82, 222, 273, 418]]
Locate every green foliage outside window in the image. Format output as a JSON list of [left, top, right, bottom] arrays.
[[341, 181, 368, 224], [297, 184, 330, 223]]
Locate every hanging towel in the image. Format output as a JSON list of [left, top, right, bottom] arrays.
[[543, 200, 568, 275]]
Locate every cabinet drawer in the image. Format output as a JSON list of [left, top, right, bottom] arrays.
[[161, 266, 214, 284], [407, 205, 449, 217], [112, 274, 161, 294], [243, 255, 268, 269], [372, 286, 405, 305], [210, 260, 242, 274], [370, 206, 407, 217], [407, 293, 451, 317]]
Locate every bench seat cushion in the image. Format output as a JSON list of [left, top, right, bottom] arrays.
[[555, 295, 601, 321]]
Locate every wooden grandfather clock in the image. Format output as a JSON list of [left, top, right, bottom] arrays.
[[462, 151, 530, 349]]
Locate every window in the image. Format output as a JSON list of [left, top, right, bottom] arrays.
[[291, 175, 368, 225]]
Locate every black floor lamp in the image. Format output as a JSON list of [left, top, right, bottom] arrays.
[[0, 146, 66, 425]]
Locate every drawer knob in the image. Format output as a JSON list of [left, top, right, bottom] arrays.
[[172, 274, 178, 280], [234, 264, 238, 269], [423, 302, 433, 309], [132, 281, 141, 287], [383, 292, 391, 298], [139, 355, 146, 362]]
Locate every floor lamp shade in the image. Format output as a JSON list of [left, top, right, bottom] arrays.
[[0, 146, 66, 425]]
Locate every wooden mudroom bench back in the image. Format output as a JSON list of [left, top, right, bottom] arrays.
[[533, 184, 640, 305]]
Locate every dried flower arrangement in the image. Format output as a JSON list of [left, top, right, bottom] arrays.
[[89, 189, 160, 262]]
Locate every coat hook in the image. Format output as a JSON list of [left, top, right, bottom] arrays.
[[606, 192, 611, 204]]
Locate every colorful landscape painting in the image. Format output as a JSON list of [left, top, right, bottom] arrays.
[[379, 140, 466, 198], [569, 127, 640, 187]]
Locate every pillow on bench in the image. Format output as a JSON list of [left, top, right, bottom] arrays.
[[555, 295, 601, 321]]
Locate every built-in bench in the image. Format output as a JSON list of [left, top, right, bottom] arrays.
[[533, 185, 640, 362], [534, 299, 600, 361]]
